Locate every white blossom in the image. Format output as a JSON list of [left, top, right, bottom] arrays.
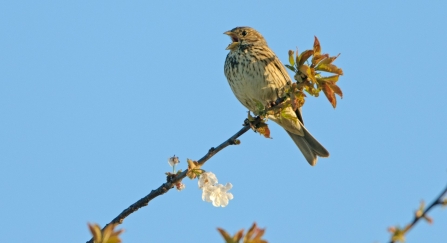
[[201, 185, 214, 202], [198, 171, 233, 207], [198, 172, 218, 189], [168, 156, 179, 167], [209, 183, 234, 207]]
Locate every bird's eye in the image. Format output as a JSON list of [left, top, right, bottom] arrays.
[[241, 30, 247, 36]]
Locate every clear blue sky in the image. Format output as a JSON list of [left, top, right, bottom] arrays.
[[1, 1, 446, 242]]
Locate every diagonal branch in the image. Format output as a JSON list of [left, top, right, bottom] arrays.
[[389, 183, 447, 243], [86, 118, 258, 243]]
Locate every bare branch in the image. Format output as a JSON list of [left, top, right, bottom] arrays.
[[86, 119, 257, 243], [389, 183, 447, 243]]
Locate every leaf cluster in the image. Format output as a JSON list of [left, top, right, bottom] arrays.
[[285, 37, 343, 108], [388, 200, 440, 243], [88, 223, 123, 243], [218, 223, 267, 243]]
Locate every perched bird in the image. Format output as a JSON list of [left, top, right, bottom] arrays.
[[223, 26, 329, 166]]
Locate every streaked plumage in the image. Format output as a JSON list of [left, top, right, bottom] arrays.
[[223, 26, 329, 166]]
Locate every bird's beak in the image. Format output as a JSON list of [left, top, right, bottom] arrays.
[[224, 31, 239, 50]]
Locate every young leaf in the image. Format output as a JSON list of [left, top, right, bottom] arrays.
[[244, 223, 257, 241], [328, 82, 343, 98], [288, 50, 295, 66], [295, 91, 306, 108], [186, 159, 202, 179], [308, 67, 317, 84], [298, 50, 314, 67], [256, 122, 271, 138], [313, 36, 321, 56], [88, 223, 124, 243], [217, 228, 236, 243], [243, 223, 268, 243], [285, 64, 296, 72], [317, 75, 339, 83], [322, 82, 337, 108], [319, 53, 340, 65], [311, 54, 328, 66], [315, 63, 343, 75], [423, 215, 434, 224], [389, 226, 406, 243], [298, 65, 313, 83], [88, 224, 102, 243]]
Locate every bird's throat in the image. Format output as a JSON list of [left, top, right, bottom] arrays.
[[226, 42, 240, 51]]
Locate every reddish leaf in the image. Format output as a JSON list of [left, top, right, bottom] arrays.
[[313, 36, 321, 56], [234, 229, 244, 242], [423, 215, 434, 224], [298, 50, 314, 67], [328, 82, 343, 98], [295, 48, 300, 67], [311, 54, 329, 66], [217, 228, 234, 243], [322, 82, 337, 108], [320, 53, 340, 65], [256, 123, 271, 138]]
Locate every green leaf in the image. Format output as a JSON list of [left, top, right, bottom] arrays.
[[295, 49, 300, 67], [288, 50, 295, 66], [390, 226, 406, 243], [285, 64, 296, 72]]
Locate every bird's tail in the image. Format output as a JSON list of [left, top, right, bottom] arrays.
[[286, 128, 329, 166]]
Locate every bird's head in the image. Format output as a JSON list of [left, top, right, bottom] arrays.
[[224, 27, 267, 51]]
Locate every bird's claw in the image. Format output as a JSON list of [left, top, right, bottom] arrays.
[[245, 113, 259, 132]]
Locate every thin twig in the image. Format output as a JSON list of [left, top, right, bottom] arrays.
[[389, 183, 447, 243], [86, 119, 257, 243]]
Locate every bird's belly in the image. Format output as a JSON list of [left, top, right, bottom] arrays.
[[229, 72, 278, 112], [225, 50, 286, 113]]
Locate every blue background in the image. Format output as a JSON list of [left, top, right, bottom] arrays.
[[1, 1, 446, 242]]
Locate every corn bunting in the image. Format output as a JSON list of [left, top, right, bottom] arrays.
[[224, 26, 329, 166]]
